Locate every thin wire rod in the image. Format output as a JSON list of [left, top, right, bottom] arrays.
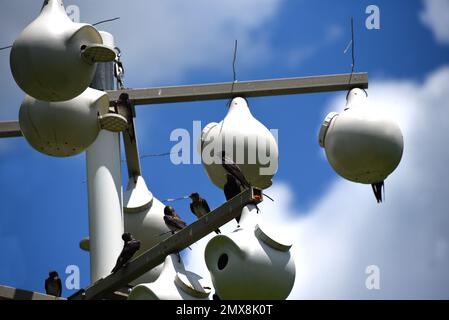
[[92, 17, 120, 26], [0, 45, 12, 51], [348, 17, 355, 85]]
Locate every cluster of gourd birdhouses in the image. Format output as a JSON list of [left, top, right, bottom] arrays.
[[8, 0, 405, 302], [11, 0, 117, 157]]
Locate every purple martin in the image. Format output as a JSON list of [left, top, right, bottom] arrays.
[[221, 151, 260, 216], [223, 174, 243, 223], [220, 151, 251, 189], [111, 232, 141, 273], [45, 271, 62, 297], [372, 181, 384, 203], [189, 192, 221, 234], [223, 174, 242, 201], [163, 206, 188, 262], [163, 205, 188, 234]]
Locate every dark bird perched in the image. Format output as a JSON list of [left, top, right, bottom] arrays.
[[224, 174, 243, 223], [45, 271, 62, 297], [189, 192, 221, 234], [111, 232, 141, 273], [163, 205, 188, 234], [372, 181, 384, 203], [220, 151, 251, 189], [221, 151, 261, 216], [224, 174, 242, 201], [163, 206, 188, 262]]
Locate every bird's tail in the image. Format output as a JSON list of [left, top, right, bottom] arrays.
[[371, 181, 384, 203], [215, 229, 221, 234], [262, 192, 275, 202]]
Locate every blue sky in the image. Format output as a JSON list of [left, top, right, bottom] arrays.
[[1, 0, 449, 298]]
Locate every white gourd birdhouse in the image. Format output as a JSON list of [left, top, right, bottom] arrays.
[[319, 88, 404, 184], [200, 97, 278, 190], [19, 87, 109, 157], [10, 0, 115, 101], [204, 205, 296, 300]]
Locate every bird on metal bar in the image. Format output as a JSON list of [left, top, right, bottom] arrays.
[[163, 206, 188, 262], [163, 205, 188, 233], [372, 181, 384, 203], [45, 271, 62, 297], [221, 151, 260, 216], [189, 192, 221, 234], [223, 174, 243, 224], [111, 232, 141, 274], [220, 151, 251, 189]]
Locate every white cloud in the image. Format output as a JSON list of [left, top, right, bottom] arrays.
[[185, 65, 449, 299], [66, 0, 283, 85], [420, 0, 449, 45]]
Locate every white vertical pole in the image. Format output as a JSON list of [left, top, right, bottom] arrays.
[[86, 31, 124, 283]]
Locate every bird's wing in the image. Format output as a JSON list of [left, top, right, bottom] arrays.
[[173, 216, 188, 229], [201, 199, 211, 212], [223, 162, 251, 188], [224, 177, 242, 200], [129, 240, 141, 252], [165, 215, 186, 230], [120, 242, 140, 262], [172, 210, 182, 220]]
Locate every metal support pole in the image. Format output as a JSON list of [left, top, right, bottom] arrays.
[[86, 31, 124, 283]]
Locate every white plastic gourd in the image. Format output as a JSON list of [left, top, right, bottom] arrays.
[[128, 255, 212, 300], [19, 87, 109, 157], [10, 0, 114, 101], [319, 88, 403, 184], [204, 205, 296, 300], [200, 97, 278, 190]]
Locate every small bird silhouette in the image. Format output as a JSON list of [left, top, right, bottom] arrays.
[[163, 206, 188, 262], [372, 181, 384, 203], [111, 232, 141, 273], [45, 271, 62, 297], [220, 151, 251, 189], [163, 206, 188, 233], [221, 151, 260, 215], [189, 192, 221, 234], [223, 174, 243, 223]]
